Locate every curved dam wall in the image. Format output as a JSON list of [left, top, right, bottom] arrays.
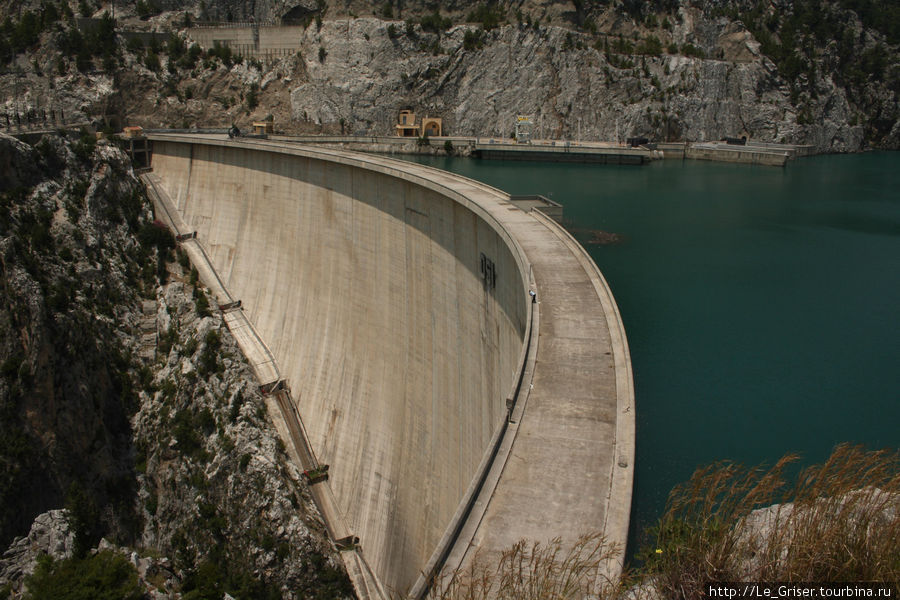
[[150, 139, 528, 593]]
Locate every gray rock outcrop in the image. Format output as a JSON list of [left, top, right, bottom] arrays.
[[132, 278, 352, 598], [286, 15, 875, 152], [0, 510, 75, 586], [2, 2, 895, 152]]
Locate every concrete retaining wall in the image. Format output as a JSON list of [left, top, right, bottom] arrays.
[[150, 139, 528, 594], [269, 135, 478, 156], [187, 25, 303, 60], [474, 142, 654, 164], [686, 143, 789, 166], [657, 142, 687, 159]]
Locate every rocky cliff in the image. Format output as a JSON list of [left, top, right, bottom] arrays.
[[130, 278, 353, 599], [2, 0, 895, 152], [0, 132, 351, 598], [287, 16, 876, 151], [0, 131, 149, 553], [282, 0, 896, 151]]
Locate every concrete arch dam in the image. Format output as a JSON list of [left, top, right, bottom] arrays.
[[146, 134, 635, 598]]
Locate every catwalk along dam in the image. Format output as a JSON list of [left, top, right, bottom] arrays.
[[145, 134, 635, 598]]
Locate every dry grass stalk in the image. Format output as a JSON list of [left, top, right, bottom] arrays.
[[646, 444, 899, 599], [398, 446, 896, 600], [424, 532, 622, 600]]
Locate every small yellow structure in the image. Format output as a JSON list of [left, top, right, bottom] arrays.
[[252, 121, 274, 135], [421, 117, 442, 137], [122, 126, 144, 138], [395, 110, 444, 137], [395, 110, 419, 137]]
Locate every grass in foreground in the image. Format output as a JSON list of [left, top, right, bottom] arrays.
[[644, 444, 899, 598], [427, 532, 622, 600], [426, 445, 898, 600]]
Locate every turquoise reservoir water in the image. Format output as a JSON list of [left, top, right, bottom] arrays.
[[400, 151, 900, 559]]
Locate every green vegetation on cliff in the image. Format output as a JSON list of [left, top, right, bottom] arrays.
[[724, 0, 899, 135], [0, 4, 118, 73], [24, 551, 143, 600], [0, 133, 352, 598], [0, 132, 152, 550], [734, 0, 898, 87]]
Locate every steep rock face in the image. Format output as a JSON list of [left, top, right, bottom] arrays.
[[288, 17, 871, 151], [0, 510, 75, 587], [732, 488, 900, 580], [0, 133, 351, 598], [0, 68, 115, 134], [0, 132, 150, 551], [0, 135, 41, 192], [132, 279, 352, 598], [2, 1, 895, 152], [183, 0, 577, 26]]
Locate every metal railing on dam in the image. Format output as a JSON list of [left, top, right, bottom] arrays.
[[145, 133, 635, 598]]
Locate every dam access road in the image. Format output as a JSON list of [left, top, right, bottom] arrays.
[[145, 133, 635, 598]]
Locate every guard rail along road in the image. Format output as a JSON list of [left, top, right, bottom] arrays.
[[144, 133, 635, 599]]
